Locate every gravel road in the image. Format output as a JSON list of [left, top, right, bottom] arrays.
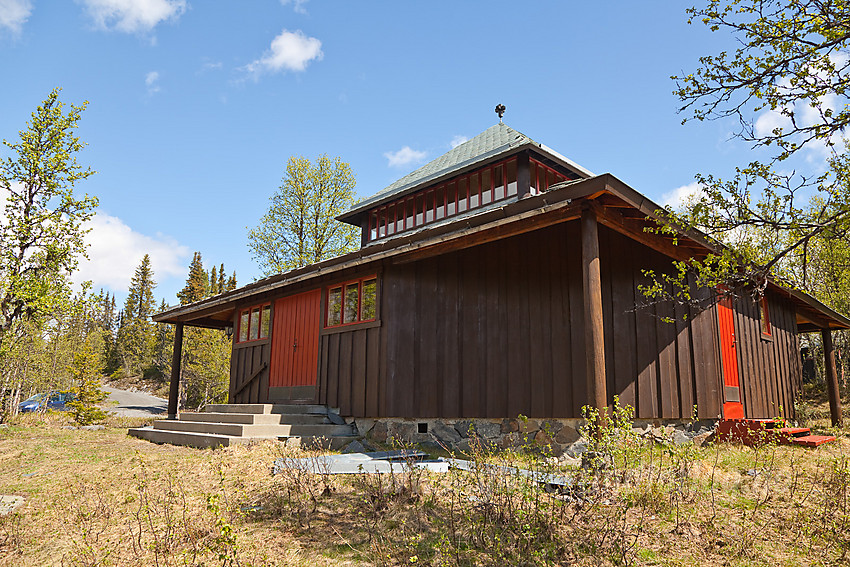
[[103, 385, 167, 418]]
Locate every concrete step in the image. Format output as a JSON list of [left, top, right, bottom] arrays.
[[180, 412, 286, 425], [180, 412, 331, 425], [153, 420, 296, 437], [269, 404, 334, 415], [276, 424, 355, 437], [205, 404, 274, 414], [129, 427, 265, 449], [153, 418, 353, 437], [205, 403, 333, 415]]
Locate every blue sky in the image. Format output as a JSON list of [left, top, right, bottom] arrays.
[[0, 1, 819, 306]]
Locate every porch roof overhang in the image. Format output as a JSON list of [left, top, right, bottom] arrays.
[[154, 173, 850, 333]]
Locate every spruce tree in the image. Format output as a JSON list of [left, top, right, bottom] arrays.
[[68, 337, 107, 425], [208, 265, 218, 295], [176, 257, 236, 410], [114, 255, 157, 376], [177, 252, 208, 305]]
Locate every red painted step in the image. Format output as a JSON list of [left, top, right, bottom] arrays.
[[778, 427, 811, 436], [792, 435, 836, 447], [716, 419, 836, 447]]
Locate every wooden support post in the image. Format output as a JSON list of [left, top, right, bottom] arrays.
[[582, 204, 608, 413], [361, 215, 370, 248], [168, 323, 184, 420], [823, 328, 843, 427], [516, 151, 530, 199]]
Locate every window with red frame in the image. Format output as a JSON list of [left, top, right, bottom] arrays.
[[365, 157, 573, 242], [759, 296, 772, 337], [326, 276, 377, 328], [237, 304, 271, 342]]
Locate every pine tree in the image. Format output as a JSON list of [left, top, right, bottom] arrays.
[[177, 252, 208, 305], [175, 257, 236, 410], [209, 265, 218, 295], [67, 337, 107, 425], [114, 255, 157, 376]]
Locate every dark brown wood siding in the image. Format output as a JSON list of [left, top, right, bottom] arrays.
[[601, 228, 723, 420], [314, 221, 723, 419], [734, 292, 801, 419], [318, 326, 383, 416], [257, 220, 801, 421], [230, 340, 270, 404]]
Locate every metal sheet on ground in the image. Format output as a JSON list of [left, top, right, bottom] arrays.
[[446, 459, 570, 487], [273, 453, 449, 475]]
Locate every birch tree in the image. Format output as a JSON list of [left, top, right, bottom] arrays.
[[0, 88, 97, 353], [248, 155, 359, 275]]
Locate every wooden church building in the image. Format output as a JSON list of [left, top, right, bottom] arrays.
[[154, 122, 850, 425]]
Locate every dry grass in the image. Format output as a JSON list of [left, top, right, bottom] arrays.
[[1, 402, 850, 566], [0, 412, 365, 566]]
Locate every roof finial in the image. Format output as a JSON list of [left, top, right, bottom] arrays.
[[495, 104, 506, 123]]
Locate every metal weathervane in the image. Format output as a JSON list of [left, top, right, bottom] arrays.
[[495, 104, 506, 123]]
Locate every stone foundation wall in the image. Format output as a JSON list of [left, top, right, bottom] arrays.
[[349, 417, 718, 457], [351, 417, 582, 456]]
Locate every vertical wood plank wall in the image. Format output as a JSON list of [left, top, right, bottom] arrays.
[[259, 220, 803, 420], [733, 293, 801, 419], [319, 221, 731, 419], [230, 341, 269, 404]]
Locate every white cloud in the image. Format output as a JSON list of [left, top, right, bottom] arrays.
[[0, 0, 32, 36], [661, 182, 703, 211], [384, 146, 428, 168], [280, 0, 308, 14], [243, 29, 323, 75], [145, 70, 160, 94], [73, 212, 190, 294], [78, 0, 186, 34], [753, 58, 850, 167], [450, 135, 468, 149]]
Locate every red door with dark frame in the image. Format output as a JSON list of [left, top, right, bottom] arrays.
[[717, 295, 744, 419], [269, 289, 321, 388]]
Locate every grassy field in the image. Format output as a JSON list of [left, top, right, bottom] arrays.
[[1, 402, 850, 566]]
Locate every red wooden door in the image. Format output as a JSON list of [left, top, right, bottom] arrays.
[[717, 295, 744, 419], [269, 289, 321, 388]]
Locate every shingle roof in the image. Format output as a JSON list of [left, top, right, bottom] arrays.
[[340, 123, 594, 220]]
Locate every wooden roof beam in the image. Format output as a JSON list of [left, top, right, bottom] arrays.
[[594, 203, 706, 264]]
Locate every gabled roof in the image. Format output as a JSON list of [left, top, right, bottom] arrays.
[[339, 123, 594, 221]]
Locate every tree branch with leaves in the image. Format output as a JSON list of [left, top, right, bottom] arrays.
[[656, 0, 850, 310]]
